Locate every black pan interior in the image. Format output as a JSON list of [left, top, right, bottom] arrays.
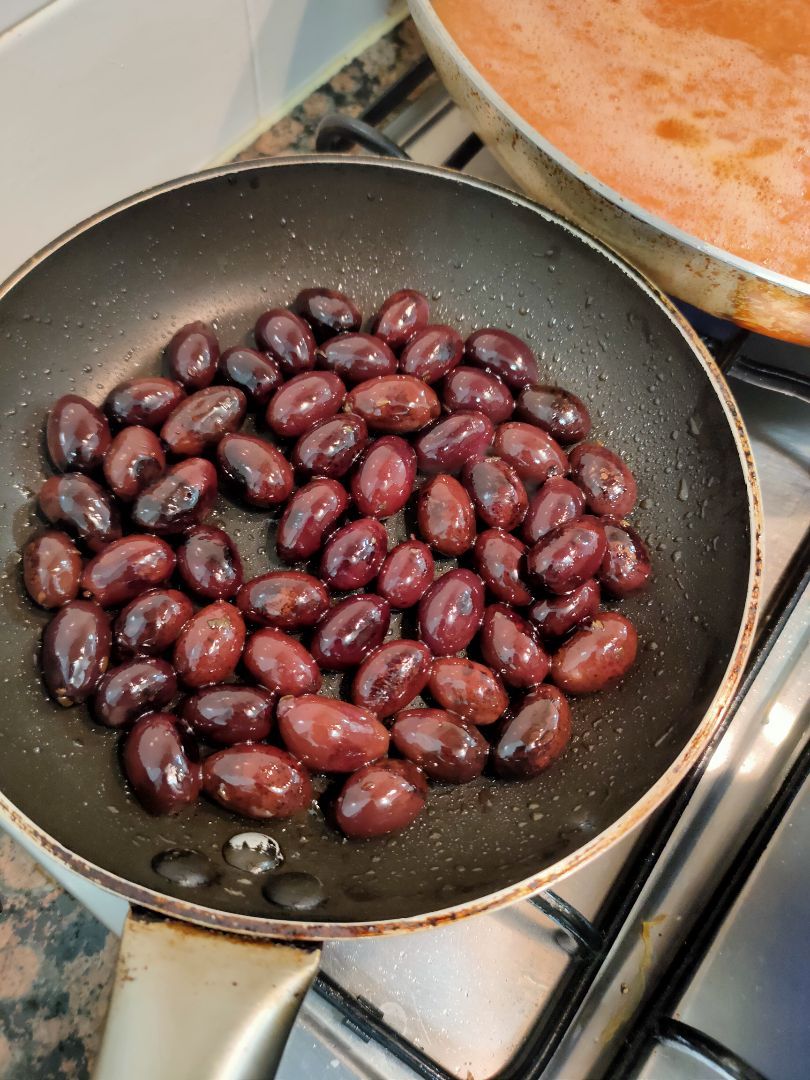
[[0, 159, 751, 924]]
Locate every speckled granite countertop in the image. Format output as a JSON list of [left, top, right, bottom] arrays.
[[0, 19, 425, 1079]]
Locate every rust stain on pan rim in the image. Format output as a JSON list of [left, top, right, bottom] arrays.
[[0, 156, 762, 941]]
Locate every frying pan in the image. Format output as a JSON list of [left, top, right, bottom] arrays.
[[0, 156, 760, 1077]]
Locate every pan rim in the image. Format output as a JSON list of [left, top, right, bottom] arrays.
[[0, 154, 762, 939]]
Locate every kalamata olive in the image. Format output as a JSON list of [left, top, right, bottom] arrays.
[[160, 386, 247, 456], [255, 308, 317, 377], [568, 442, 637, 518], [41, 600, 111, 706], [215, 433, 293, 509], [243, 628, 321, 696], [291, 413, 367, 478], [335, 759, 427, 839], [173, 602, 246, 688], [38, 474, 121, 552], [494, 685, 571, 779], [427, 657, 507, 724], [416, 475, 475, 557], [345, 375, 440, 434], [218, 346, 282, 408], [115, 589, 194, 657], [441, 366, 515, 423], [418, 569, 485, 657], [516, 384, 592, 443], [81, 535, 175, 607], [123, 713, 202, 814], [528, 579, 600, 640], [102, 426, 165, 502], [527, 516, 607, 595], [493, 423, 568, 485], [237, 571, 329, 630], [465, 327, 539, 389], [414, 411, 494, 474], [177, 525, 243, 600], [462, 456, 528, 531], [376, 540, 435, 609], [131, 458, 218, 535], [93, 658, 177, 728], [551, 611, 638, 694], [181, 685, 275, 745], [479, 604, 549, 688], [310, 595, 390, 670], [599, 520, 652, 597], [105, 377, 185, 429], [351, 640, 433, 717], [47, 394, 111, 473], [166, 321, 220, 390], [400, 324, 463, 383], [350, 436, 416, 519], [474, 529, 533, 606], [276, 478, 349, 562], [371, 289, 429, 352], [203, 744, 312, 819], [392, 709, 488, 783], [320, 518, 388, 591], [317, 333, 397, 382], [294, 288, 361, 341], [277, 695, 389, 772], [522, 477, 585, 545], [23, 530, 81, 608], [266, 371, 346, 439]]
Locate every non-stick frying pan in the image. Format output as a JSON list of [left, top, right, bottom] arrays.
[[0, 157, 759, 1076]]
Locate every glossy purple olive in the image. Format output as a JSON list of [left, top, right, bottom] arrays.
[[494, 685, 571, 779], [81, 535, 175, 607], [568, 442, 637, 518], [551, 611, 638, 694], [181, 685, 275, 745], [236, 571, 329, 630], [93, 658, 177, 728], [177, 525, 243, 600], [414, 410, 494, 474], [428, 656, 508, 724], [266, 371, 346, 439], [462, 456, 528, 531], [416, 475, 476, 557], [599, 520, 652, 597], [345, 375, 441, 434], [441, 366, 514, 423], [254, 308, 316, 377], [102, 426, 165, 502], [275, 478, 348, 562], [243, 628, 322, 696], [294, 287, 361, 341], [105, 377, 185, 430], [479, 604, 549, 688], [277, 695, 389, 772], [350, 435, 416, 519], [473, 529, 533, 606], [516, 384, 592, 443], [317, 333, 397, 382], [522, 477, 585, 545], [160, 386, 247, 456], [203, 744, 313, 819], [123, 713, 202, 815], [418, 569, 485, 657], [23, 530, 81, 609], [528, 579, 601, 640], [335, 759, 427, 839], [291, 413, 367, 478], [493, 423, 568, 485], [465, 327, 539, 389], [527, 516, 607, 595], [311, 595, 390, 671], [166, 321, 219, 390], [371, 289, 429, 352], [218, 346, 282, 408], [115, 589, 194, 657], [392, 709, 488, 783], [400, 324, 463, 383], [38, 474, 121, 552], [173, 602, 246, 688], [351, 640, 433, 717], [215, 433, 293, 509], [320, 518, 388, 591], [47, 394, 111, 473], [131, 458, 218, 535], [376, 540, 435, 610], [41, 600, 111, 706]]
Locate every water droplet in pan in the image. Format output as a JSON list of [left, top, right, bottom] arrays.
[[263, 872, 325, 911], [152, 849, 218, 888], [223, 832, 284, 874]]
